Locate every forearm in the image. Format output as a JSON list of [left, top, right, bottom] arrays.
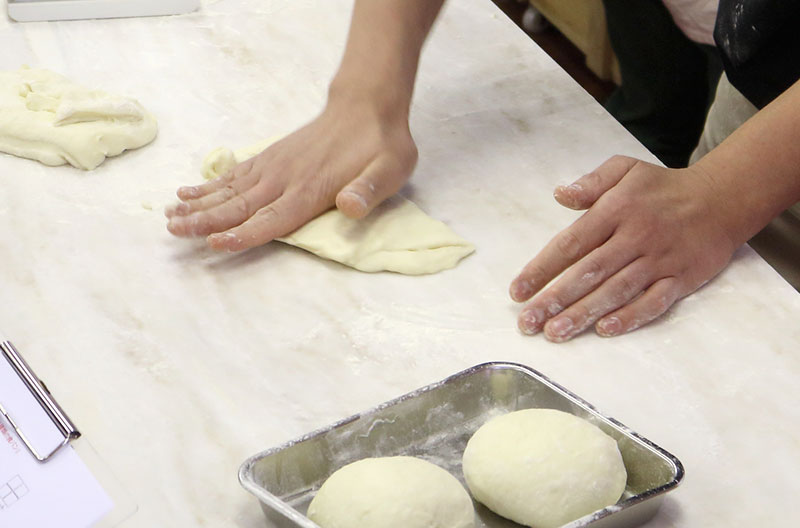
[[329, 0, 446, 116], [694, 79, 800, 246]]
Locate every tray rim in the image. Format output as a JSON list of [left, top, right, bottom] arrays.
[[239, 361, 685, 528]]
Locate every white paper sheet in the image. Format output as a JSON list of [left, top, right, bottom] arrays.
[[0, 347, 113, 528]]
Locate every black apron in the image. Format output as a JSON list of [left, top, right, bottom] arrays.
[[715, 0, 800, 108]]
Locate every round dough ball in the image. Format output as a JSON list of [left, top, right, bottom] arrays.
[[307, 456, 474, 528], [462, 409, 627, 528]]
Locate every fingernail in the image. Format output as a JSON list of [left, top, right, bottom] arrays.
[[519, 308, 544, 335], [597, 316, 622, 337], [179, 186, 201, 199], [554, 183, 583, 208], [166, 202, 189, 217], [208, 231, 238, 242], [511, 279, 535, 301], [166, 218, 180, 234], [185, 215, 204, 237], [339, 190, 368, 214], [208, 232, 240, 250], [546, 316, 574, 342], [555, 182, 581, 193]]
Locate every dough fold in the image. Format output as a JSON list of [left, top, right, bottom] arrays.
[[201, 141, 475, 275], [0, 68, 157, 170]]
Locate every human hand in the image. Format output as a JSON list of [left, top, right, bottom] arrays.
[[509, 155, 739, 342], [165, 95, 418, 251]]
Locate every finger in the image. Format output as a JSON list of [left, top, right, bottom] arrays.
[[595, 277, 682, 337], [515, 242, 638, 335], [167, 176, 284, 238], [554, 155, 639, 210], [166, 167, 263, 218], [539, 258, 655, 342], [206, 192, 319, 251], [176, 158, 256, 201], [336, 150, 416, 219], [509, 210, 617, 303]]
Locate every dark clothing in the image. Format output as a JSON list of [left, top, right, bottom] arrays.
[[715, 0, 800, 109], [602, 0, 723, 168]]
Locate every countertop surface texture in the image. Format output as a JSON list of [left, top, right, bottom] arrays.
[[1, 0, 799, 527]]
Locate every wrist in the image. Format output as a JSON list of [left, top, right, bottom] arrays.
[[689, 158, 776, 249], [327, 71, 413, 123]]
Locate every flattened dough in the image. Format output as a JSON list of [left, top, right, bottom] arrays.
[[462, 409, 627, 528], [201, 140, 475, 274], [0, 68, 157, 170], [307, 456, 474, 528]]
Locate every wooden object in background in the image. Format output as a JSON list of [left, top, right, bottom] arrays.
[[526, 0, 620, 84]]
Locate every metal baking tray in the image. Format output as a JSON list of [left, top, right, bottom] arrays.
[[239, 362, 684, 528]]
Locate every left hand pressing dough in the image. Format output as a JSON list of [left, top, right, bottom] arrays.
[[0, 68, 157, 170], [202, 140, 475, 275]]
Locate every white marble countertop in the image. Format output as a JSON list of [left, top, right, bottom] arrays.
[[1, 0, 799, 526]]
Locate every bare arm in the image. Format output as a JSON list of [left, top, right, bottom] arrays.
[[166, 0, 446, 251], [330, 0, 446, 216], [694, 79, 800, 245], [333, 0, 445, 113]]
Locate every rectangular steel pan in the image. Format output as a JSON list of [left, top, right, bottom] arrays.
[[239, 362, 684, 528]]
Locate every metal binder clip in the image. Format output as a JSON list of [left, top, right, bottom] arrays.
[[0, 340, 81, 462]]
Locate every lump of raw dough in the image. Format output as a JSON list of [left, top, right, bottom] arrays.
[[201, 141, 475, 275], [0, 67, 157, 170], [277, 196, 475, 274], [462, 409, 627, 528], [307, 456, 474, 528], [200, 137, 277, 181]]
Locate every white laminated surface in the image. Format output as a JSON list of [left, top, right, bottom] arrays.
[[0, 1, 799, 527]]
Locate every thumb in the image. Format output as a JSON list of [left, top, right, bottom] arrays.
[[336, 152, 416, 219], [554, 155, 639, 210]]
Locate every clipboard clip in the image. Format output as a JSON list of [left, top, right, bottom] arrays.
[[0, 340, 81, 462]]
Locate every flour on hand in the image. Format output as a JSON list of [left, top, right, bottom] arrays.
[[201, 140, 475, 275]]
